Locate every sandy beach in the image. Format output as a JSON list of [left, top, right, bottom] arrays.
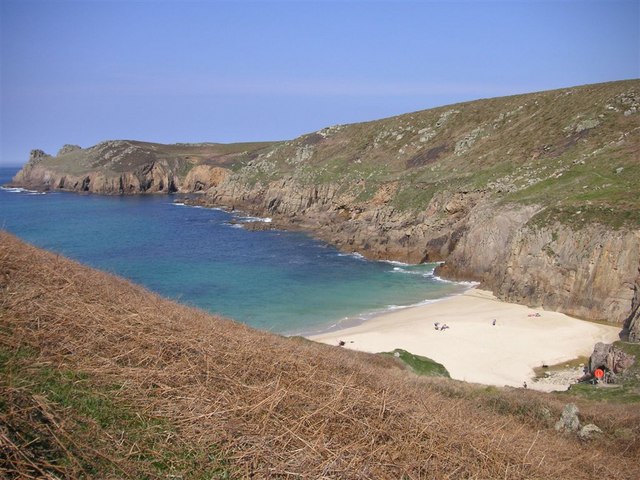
[[308, 289, 621, 391]]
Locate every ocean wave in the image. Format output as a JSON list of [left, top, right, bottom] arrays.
[[1, 186, 44, 194], [364, 297, 447, 321], [171, 202, 228, 212], [337, 252, 365, 260], [172, 202, 206, 209], [236, 215, 272, 223], [390, 266, 479, 289], [381, 259, 410, 266], [391, 265, 437, 276], [390, 297, 447, 311], [432, 274, 480, 286], [392, 266, 421, 275]]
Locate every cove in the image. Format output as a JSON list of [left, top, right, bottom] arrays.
[[0, 167, 468, 334]]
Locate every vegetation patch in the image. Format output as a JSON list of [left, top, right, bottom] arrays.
[[382, 348, 450, 377], [564, 383, 640, 403], [391, 182, 438, 211], [0, 345, 230, 479]]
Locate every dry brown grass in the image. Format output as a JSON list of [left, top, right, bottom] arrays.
[[1, 231, 638, 479]]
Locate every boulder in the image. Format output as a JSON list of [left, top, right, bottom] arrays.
[[578, 424, 603, 441], [555, 403, 580, 433]]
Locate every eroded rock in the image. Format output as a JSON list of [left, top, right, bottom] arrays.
[[555, 403, 580, 433]]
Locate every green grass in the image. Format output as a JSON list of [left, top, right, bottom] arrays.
[[0, 344, 231, 478], [506, 142, 640, 228], [176, 159, 197, 178], [391, 182, 439, 211], [382, 349, 450, 377], [562, 383, 640, 403]]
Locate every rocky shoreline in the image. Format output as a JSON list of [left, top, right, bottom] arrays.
[[183, 177, 639, 334]]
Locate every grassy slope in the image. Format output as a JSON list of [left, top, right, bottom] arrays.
[[233, 79, 640, 228], [35, 140, 278, 177], [383, 348, 451, 378], [1, 231, 639, 479]]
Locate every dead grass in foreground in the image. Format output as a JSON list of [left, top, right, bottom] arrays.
[[1, 231, 638, 479]]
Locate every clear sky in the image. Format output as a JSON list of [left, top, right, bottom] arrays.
[[1, 0, 638, 166]]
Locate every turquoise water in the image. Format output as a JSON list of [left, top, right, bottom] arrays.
[[0, 167, 469, 334]]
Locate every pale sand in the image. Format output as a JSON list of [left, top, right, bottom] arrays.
[[308, 289, 621, 391]]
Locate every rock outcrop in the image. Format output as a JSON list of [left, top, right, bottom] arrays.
[[554, 403, 604, 440], [204, 176, 488, 264], [555, 403, 581, 433], [57, 144, 82, 156], [14, 157, 180, 194], [588, 342, 636, 375], [182, 165, 230, 192], [447, 222, 640, 324]]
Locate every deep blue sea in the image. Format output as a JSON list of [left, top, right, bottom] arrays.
[[0, 166, 470, 334]]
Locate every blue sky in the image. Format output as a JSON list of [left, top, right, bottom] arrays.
[[1, 0, 638, 166]]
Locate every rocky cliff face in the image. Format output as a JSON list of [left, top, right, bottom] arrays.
[[442, 218, 640, 325], [182, 165, 230, 192], [201, 172, 639, 326], [14, 152, 180, 194], [9, 80, 640, 331], [10, 140, 263, 195], [626, 280, 640, 342]]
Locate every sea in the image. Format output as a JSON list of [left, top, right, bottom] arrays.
[[0, 166, 471, 335]]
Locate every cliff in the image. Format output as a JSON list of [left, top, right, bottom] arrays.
[[9, 80, 640, 331], [11, 140, 275, 194]]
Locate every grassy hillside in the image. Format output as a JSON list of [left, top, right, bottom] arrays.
[[1, 231, 639, 479], [32, 140, 277, 176], [229, 79, 639, 228]]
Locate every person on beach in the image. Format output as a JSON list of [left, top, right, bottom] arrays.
[[492, 319, 496, 326]]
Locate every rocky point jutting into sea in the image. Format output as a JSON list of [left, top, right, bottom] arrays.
[[9, 80, 640, 339]]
